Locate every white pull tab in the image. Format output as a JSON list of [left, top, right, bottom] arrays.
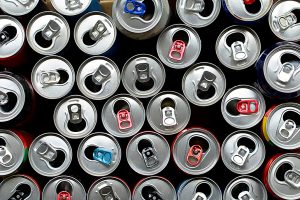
[[89, 20, 110, 42], [0, 146, 13, 166], [279, 119, 297, 140], [278, 12, 297, 30], [284, 170, 300, 188], [185, 0, 205, 12], [192, 192, 207, 200], [231, 146, 250, 166], [238, 191, 254, 200], [35, 142, 57, 162], [40, 70, 61, 87], [65, 0, 83, 10], [231, 41, 248, 61], [162, 107, 177, 127], [277, 62, 295, 83], [42, 20, 61, 41]]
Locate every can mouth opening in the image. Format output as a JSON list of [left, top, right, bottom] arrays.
[[231, 183, 249, 199], [84, 145, 98, 160], [141, 0, 155, 21], [281, 53, 300, 66], [34, 31, 53, 48], [0, 26, 17, 46], [189, 137, 209, 153], [283, 111, 300, 126], [141, 185, 160, 199], [226, 99, 240, 116], [56, 180, 73, 194], [137, 139, 153, 153], [276, 162, 293, 182], [0, 138, 6, 146], [48, 150, 66, 168], [0, 92, 18, 113], [292, 10, 300, 24], [56, 70, 69, 85], [226, 32, 245, 47], [82, 32, 98, 46], [244, 0, 261, 14], [199, 0, 214, 17], [195, 183, 212, 198], [161, 98, 175, 109], [10, 184, 31, 199], [135, 78, 154, 91], [84, 75, 103, 93], [173, 30, 189, 45], [237, 137, 256, 153], [114, 100, 130, 114], [197, 86, 215, 100], [67, 118, 87, 132]]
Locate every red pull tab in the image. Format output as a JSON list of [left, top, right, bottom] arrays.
[[117, 109, 133, 130], [244, 0, 256, 5], [57, 191, 72, 200], [186, 145, 203, 167], [236, 99, 259, 115], [169, 40, 186, 61]]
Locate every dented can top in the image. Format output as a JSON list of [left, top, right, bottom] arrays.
[[31, 56, 75, 99], [88, 176, 131, 200], [43, 175, 86, 200], [49, 0, 92, 16], [132, 176, 176, 200], [173, 127, 220, 175], [77, 132, 121, 177], [177, 177, 222, 200], [176, 0, 221, 28], [29, 132, 72, 177], [101, 94, 145, 138], [126, 131, 170, 176], [269, 0, 300, 41], [224, 175, 268, 200], [221, 85, 266, 129], [74, 12, 117, 55], [221, 130, 265, 174], [157, 24, 201, 69], [147, 91, 191, 135], [182, 62, 226, 106], [26, 11, 70, 55], [216, 25, 261, 70], [77, 56, 120, 100], [0, 0, 39, 16], [0, 175, 40, 200], [0, 15, 25, 59], [122, 54, 166, 98], [54, 95, 97, 139]]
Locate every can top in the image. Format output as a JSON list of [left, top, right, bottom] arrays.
[[267, 153, 300, 200], [122, 54, 166, 98], [216, 25, 261, 70], [0, 0, 39, 16], [157, 24, 201, 69], [221, 130, 265, 174], [0, 73, 26, 123], [88, 176, 131, 200], [31, 56, 75, 99], [263, 42, 300, 94], [0, 15, 25, 59], [0, 129, 25, 176], [74, 12, 117, 55], [26, 11, 70, 55], [182, 62, 226, 106], [269, 0, 300, 41], [176, 0, 221, 28], [77, 56, 120, 100], [29, 132, 72, 177], [0, 175, 41, 200], [50, 0, 92, 16]]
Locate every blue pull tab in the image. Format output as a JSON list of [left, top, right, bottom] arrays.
[[124, 0, 146, 16], [93, 148, 113, 166]]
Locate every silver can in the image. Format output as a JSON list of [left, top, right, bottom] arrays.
[[157, 24, 201, 69], [126, 131, 170, 176], [112, 0, 170, 40], [147, 91, 191, 135], [54, 95, 97, 139], [77, 56, 120, 100], [88, 176, 131, 200], [26, 11, 70, 55], [29, 132, 72, 177], [0, 175, 40, 200], [74, 12, 117, 55], [172, 127, 220, 175], [223, 175, 268, 200], [221, 85, 266, 129], [176, 0, 221, 28], [221, 130, 265, 175], [43, 175, 86, 200], [177, 177, 222, 200], [216, 25, 261, 70], [182, 62, 226, 107], [269, 0, 300, 42], [31, 56, 75, 99], [77, 132, 121, 176], [101, 94, 145, 138], [46, 0, 92, 16], [122, 54, 166, 98], [0, 0, 39, 16], [132, 176, 177, 200]]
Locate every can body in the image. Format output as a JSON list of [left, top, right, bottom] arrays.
[[0, 0, 40, 16]]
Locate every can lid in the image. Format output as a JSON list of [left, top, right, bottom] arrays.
[[0, 0, 39, 16], [74, 12, 117, 55], [216, 25, 261, 70], [50, 0, 92, 16], [0, 15, 25, 59]]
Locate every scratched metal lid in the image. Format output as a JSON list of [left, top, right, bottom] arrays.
[[49, 0, 92, 16], [269, 0, 300, 41], [216, 25, 261, 70], [26, 11, 70, 55], [74, 12, 117, 55], [0, 15, 25, 59], [182, 62, 226, 106], [31, 56, 75, 99], [0, 0, 39, 16]]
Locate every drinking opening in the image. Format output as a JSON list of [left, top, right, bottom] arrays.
[[172, 30, 189, 44], [200, 0, 214, 17], [283, 111, 300, 127], [135, 78, 154, 91], [196, 183, 212, 197], [189, 136, 209, 153], [83, 32, 96, 46], [293, 9, 300, 24], [237, 137, 256, 153], [0, 26, 17, 45], [226, 99, 240, 116], [49, 150, 66, 168], [0, 138, 6, 146], [197, 86, 215, 99], [161, 98, 175, 109], [10, 184, 31, 199], [57, 70, 69, 85], [34, 31, 53, 48], [0, 92, 18, 113], [231, 183, 249, 199], [141, 186, 159, 200], [113, 100, 130, 114], [67, 119, 86, 132], [226, 32, 245, 47], [142, 0, 155, 21], [84, 75, 103, 93], [84, 145, 98, 160], [281, 53, 300, 65], [244, 0, 261, 14], [137, 139, 153, 153], [276, 162, 293, 181], [56, 181, 73, 194]]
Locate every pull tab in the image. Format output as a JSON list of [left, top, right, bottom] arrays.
[[238, 191, 254, 200], [92, 65, 111, 85], [141, 186, 163, 200], [89, 20, 110, 42], [0, 146, 13, 166], [192, 192, 207, 200], [141, 146, 159, 168], [279, 119, 297, 140], [57, 191, 72, 200], [42, 20, 61, 41], [231, 41, 248, 61], [198, 71, 216, 92], [67, 104, 83, 124], [278, 12, 297, 30], [36, 142, 57, 162], [277, 62, 295, 83], [65, 0, 83, 10], [185, 0, 205, 12], [93, 147, 113, 166], [231, 146, 250, 166], [40, 70, 61, 87], [124, 0, 146, 16], [117, 109, 133, 130], [236, 99, 259, 115], [0, 90, 8, 105], [186, 145, 203, 167], [169, 40, 186, 61], [9, 184, 31, 200], [135, 63, 150, 83], [284, 170, 300, 188], [162, 106, 177, 127], [0, 26, 17, 46], [98, 184, 119, 200]]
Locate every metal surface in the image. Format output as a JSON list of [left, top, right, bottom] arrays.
[[0, 0, 39, 16], [49, 0, 92, 16]]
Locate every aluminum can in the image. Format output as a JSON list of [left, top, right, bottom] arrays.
[[157, 24, 201, 69], [172, 127, 220, 175], [0, 0, 39, 16]]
